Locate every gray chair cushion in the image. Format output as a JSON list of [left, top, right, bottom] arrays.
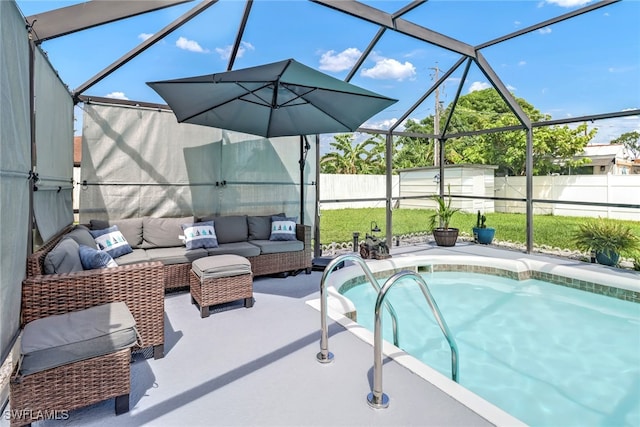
[[247, 213, 284, 240], [200, 215, 248, 244], [90, 218, 143, 249], [109, 248, 149, 266], [43, 238, 83, 274], [19, 302, 138, 376], [249, 239, 304, 254], [206, 242, 261, 258], [142, 216, 194, 248], [192, 254, 251, 279], [65, 225, 98, 249], [145, 247, 208, 265]]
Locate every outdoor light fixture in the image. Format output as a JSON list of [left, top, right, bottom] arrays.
[[370, 221, 381, 235], [433, 173, 440, 184]]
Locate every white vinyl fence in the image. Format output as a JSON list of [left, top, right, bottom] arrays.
[[319, 174, 399, 209], [318, 173, 639, 221], [494, 174, 640, 220]]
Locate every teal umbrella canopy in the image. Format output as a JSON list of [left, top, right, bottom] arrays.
[[147, 59, 397, 138]]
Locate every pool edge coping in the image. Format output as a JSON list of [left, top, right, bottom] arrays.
[[305, 297, 528, 427]]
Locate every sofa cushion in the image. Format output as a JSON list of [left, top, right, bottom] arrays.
[[192, 254, 252, 279], [142, 216, 194, 249], [19, 302, 138, 376], [111, 249, 150, 266], [247, 213, 285, 240], [181, 220, 218, 250], [200, 215, 248, 244], [145, 247, 208, 265], [249, 239, 304, 254], [89, 225, 133, 259], [90, 218, 143, 249], [269, 216, 298, 241], [43, 238, 84, 274], [78, 245, 118, 270], [65, 225, 98, 250], [206, 242, 261, 258]]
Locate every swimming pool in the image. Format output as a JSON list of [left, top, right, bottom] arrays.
[[332, 257, 640, 427]]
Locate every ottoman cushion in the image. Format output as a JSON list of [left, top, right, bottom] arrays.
[[192, 254, 252, 279], [19, 302, 139, 376]]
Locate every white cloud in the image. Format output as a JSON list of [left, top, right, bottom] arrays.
[[176, 36, 209, 53], [546, 0, 592, 7], [538, 27, 552, 35], [588, 114, 640, 144], [319, 48, 362, 72], [215, 41, 255, 60], [105, 91, 128, 100], [138, 33, 153, 42], [364, 118, 399, 130], [518, 60, 527, 66], [361, 58, 416, 81], [468, 81, 491, 93], [507, 84, 517, 92]]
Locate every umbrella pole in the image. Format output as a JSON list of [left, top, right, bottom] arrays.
[[300, 136, 305, 225], [314, 135, 321, 258]]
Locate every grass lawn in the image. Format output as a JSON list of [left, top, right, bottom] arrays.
[[318, 208, 640, 255]]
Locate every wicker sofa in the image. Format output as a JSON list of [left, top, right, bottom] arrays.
[[23, 214, 312, 360], [85, 214, 313, 291]]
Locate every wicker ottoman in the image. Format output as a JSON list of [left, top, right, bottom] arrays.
[[190, 254, 254, 318]]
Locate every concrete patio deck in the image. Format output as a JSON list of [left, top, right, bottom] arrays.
[[4, 242, 638, 427]]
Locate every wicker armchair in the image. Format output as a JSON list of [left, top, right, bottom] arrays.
[[24, 228, 165, 359]]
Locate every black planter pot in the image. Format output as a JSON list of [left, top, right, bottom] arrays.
[[595, 250, 620, 266], [472, 227, 495, 245], [433, 228, 459, 247]]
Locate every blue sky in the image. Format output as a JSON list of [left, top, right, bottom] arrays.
[[15, 0, 640, 151]]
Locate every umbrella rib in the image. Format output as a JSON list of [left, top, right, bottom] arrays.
[[279, 84, 364, 131], [178, 81, 273, 123]]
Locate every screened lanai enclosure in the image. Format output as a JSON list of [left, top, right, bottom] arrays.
[[1, 0, 639, 408]]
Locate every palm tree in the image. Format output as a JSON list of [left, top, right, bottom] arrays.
[[320, 134, 382, 174]]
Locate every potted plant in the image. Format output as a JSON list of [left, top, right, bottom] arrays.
[[572, 219, 640, 266], [428, 184, 460, 247], [472, 210, 496, 245]]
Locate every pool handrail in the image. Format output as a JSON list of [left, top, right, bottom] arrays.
[[317, 253, 400, 364], [367, 270, 459, 409]]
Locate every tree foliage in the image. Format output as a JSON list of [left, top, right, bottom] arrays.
[[611, 131, 640, 160], [320, 134, 385, 174], [320, 88, 597, 175]]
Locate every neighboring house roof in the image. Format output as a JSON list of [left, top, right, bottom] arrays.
[[574, 143, 630, 166], [74, 135, 81, 165]]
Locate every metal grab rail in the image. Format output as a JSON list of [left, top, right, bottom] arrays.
[[368, 270, 459, 409], [317, 253, 400, 364]]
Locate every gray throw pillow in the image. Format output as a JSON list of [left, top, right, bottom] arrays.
[[89, 225, 133, 259], [269, 216, 298, 241], [181, 221, 218, 250], [90, 218, 143, 248], [43, 238, 83, 274], [65, 225, 99, 249]]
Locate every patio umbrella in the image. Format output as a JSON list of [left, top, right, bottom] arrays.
[[146, 58, 397, 138]]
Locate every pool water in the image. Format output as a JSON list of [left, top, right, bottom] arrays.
[[342, 272, 640, 427]]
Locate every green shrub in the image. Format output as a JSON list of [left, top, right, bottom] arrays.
[[571, 219, 640, 256]]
